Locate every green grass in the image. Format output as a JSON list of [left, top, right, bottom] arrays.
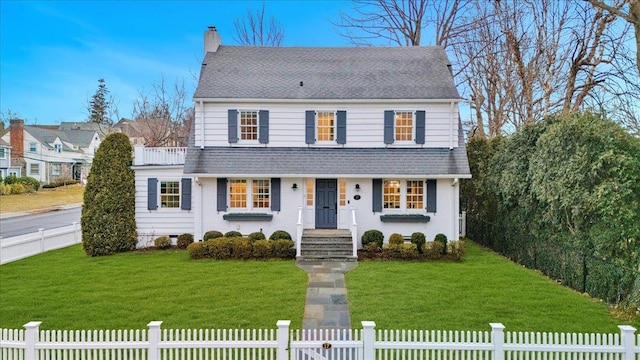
[[0, 185, 84, 213], [0, 245, 308, 330], [1, 241, 637, 333], [347, 241, 639, 333]]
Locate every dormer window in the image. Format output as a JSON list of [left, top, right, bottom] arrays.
[[316, 112, 335, 142], [239, 111, 258, 141], [54, 144, 62, 153]]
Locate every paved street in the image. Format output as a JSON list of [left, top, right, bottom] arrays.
[[0, 207, 81, 238]]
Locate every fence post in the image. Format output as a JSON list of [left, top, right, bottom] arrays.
[[461, 211, 467, 237], [72, 222, 79, 243], [38, 228, 45, 253], [619, 325, 636, 360], [276, 320, 290, 360], [490, 323, 505, 360], [24, 321, 42, 360], [362, 321, 376, 360], [148, 321, 163, 360]]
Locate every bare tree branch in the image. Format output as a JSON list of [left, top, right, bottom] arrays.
[[233, 2, 285, 46]]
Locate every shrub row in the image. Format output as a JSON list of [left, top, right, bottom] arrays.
[[359, 231, 465, 261], [42, 178, 80, 188], [187, 237, 295, 260], [203, 229, 291, 242], [0, 175, 41, 195]]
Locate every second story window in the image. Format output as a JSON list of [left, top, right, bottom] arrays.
[[29, 142, 37, 152], [54, 144, 62, 153], [0, 148, 5, 159], [239, 111, 258, 141], [317, 112, 335, 142], [394, 111, 413, 142]]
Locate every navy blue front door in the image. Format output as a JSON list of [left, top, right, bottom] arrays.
[[315, 179, 337, 229]]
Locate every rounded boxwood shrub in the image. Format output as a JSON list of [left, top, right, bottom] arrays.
[[154, 236, 171, 249], [203, 230, 223, 241], [362, 229, 384, 248], [410, 232, 426, 254], [224, 230, 243, 238], [269, 230, 292, 240], [248, 231, 266, 242], [252, 239, 272, 258], [272, 239, 295, 258], [187, 242, 207, 259], [177, 233, 194, 249], [424, 241, 445, 259], [434, 233, 448, 254], [388, 233, 404, 245]]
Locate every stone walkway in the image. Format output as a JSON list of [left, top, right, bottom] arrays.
[[297, 261, 358, 329]]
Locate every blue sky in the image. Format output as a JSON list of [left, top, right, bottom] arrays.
[[0, 1, 352, 125]]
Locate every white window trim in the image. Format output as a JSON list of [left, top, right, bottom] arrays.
[[54, 144, 62, 153], [29, 142, 38, 152], [238, 110, 260, 144], [316, 111, 337, 144], [159, 179, 181, 209], [394, 110, 416, 145], [29, 163, 40, 175], [51, 164, 61, 176], [228, 178, 271, 211], [382, 179, 426, 213], [0, 148, 6, 159]]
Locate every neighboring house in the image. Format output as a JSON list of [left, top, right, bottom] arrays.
[[133, 27, 471, 250], [113, 118, 178, 147], [1, 120, 101, 184], [0, 139, 22, 179]]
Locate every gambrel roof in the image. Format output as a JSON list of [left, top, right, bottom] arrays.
[[194, 46, 460, 100]]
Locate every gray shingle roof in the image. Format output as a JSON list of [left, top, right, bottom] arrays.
[[194, 46, 460, 100]]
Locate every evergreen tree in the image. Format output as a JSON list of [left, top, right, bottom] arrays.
[[81, 133, 137, 256], [87, 78, 112, 125]]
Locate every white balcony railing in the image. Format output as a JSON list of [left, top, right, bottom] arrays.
[[133, 147, 187, 166]]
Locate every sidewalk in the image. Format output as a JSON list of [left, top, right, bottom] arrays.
[[0, 203, 82, 220], [297, 261, 358, 329]]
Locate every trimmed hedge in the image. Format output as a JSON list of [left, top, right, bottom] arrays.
[[187, 237, 295, 260], [359, 240, 466, 261], [269, 230, 292, 240], [224, 230, 243, 238]]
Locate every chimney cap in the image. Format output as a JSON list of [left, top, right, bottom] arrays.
[[208, 26, 216, 31]]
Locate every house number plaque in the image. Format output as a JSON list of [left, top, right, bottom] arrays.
[[322, 342, 332, 349]]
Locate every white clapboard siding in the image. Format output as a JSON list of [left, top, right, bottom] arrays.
[[195, 102, 459, 148], [134, 167, 194, 246]]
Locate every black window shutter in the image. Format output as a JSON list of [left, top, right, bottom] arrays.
[[147, 178, 158, 210], [384, 110, 394, 144], [181, 178, 192, 210], [305, 110, 315, 144], [336, 110, 347, 144], [259, 110, 269, 144], [372, 179, 382, 212], [271, 178, 281, 211], [415, 111, 425, 144], [426, 179, 437, 212], [217, 178, 227, 211], [228, 110, 238, 143]]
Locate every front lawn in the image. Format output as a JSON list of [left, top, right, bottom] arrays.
[[346, 241, 637, 333], [0, 185, 84, 213], [0, 245, 308, 329]]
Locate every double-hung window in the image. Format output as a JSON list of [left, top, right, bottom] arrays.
[[51, 164, 61, 176], [317, 112, 335, 142], [54, 144, 62, 153], [160, 180, 180, 208], [0, 148, 5, 159], [383, 179, 425, 211], [384, 110, 425, 145], [30, 163, 40, 175], [229, 179, 270, 210], [239, 111, 258, 141], [29, 142, 37, 152], [395, 111, 413, 142]]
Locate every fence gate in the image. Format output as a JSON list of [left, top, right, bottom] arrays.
[[289, 328, 363, 360]]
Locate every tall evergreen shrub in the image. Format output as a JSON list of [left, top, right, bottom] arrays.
[[81, 133, 137, 256]]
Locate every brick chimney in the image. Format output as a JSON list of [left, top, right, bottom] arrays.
[[204, 26, 221, 55], [9, 119, 24, 160]]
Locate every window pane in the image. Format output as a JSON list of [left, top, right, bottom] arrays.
[[306, 179, 314, 206], [395, 112, 413, 141], [406, 180, 424, 209], [30, 164, 39, 175], [240, 111, 258, 140], [339, 180, 346, 206], [317, 112, 335, 141], [160, 181, 180, 208], [229, 180, 247, 208], [383, 180, 400, 209], [252, 179, 270, 208]]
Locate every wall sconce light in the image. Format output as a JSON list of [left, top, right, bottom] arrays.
[[292, 183, 298, 190], [355, 184, 360, 191]]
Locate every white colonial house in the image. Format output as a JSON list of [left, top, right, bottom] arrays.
[[133, 27, 471, 255]]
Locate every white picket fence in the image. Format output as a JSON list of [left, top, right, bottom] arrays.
[[0, 223, 81, 264], [1, 321, 638, 360]]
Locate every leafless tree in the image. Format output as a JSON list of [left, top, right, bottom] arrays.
[[131, 76, 193, 147], [233, 3, 285, 46], [587, 0, 640, 74], [335, 0, 474, 47]]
